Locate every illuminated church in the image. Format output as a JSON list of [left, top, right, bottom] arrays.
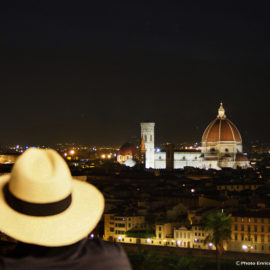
[[118, 103, 250, 170], [140, 103, 250, 170]]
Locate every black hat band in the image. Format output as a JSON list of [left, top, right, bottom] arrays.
[[3, 183, 72, 217]]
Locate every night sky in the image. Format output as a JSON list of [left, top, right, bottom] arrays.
[[1, 1, 269, 146]]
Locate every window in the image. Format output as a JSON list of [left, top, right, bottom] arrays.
[[234, 225, 238, 230], [234, 234, 238, 240], [150, 135, 152, 142], [158, 233, 161, 238], [254, 218, 257, 223], [254, 225, 257, 232], [241, 234, 244, 241], [115, 223, 125, 228], [241, 218, 244, 222], [248, 226, 250, 232], [262, 218, 264, 223], [262, 226, 264, 232], [110, 228, 114, 232], [262, 245, 264, 251], [241, 225, 244, 231], [248, 234, 251, 241], [144, 135, 147, 142], [235, 217, 238, 222], [261, 235, 265, 243], [254, 235, 257, 242]]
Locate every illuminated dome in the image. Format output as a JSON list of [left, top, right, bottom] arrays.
[[118, 143, 138, 156], [201, 103, 243, 157], [202, 103, 242, 143]]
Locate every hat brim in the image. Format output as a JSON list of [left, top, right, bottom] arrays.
[[0, 174, 104, 247]]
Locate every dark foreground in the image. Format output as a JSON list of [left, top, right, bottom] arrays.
[[123, 244, 270, 270]]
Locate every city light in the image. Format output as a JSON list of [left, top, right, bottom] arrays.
[[69, 150, 75, 155], [146, 238, 151, 243], [177, 240, 181, 245], [118, 236, 122, 241], [101, 154, 106, 159], [208, 243, 213, 247], [242, 245, 248, 250]]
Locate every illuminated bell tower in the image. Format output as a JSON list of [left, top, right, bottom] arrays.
[[140, 122, 155, 168]]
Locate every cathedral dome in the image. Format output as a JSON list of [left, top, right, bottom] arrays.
[[118, 143, 138, 156], [202, 103, 242, 143]]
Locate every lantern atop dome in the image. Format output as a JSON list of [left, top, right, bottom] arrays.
[[217, 102, 226, 119]]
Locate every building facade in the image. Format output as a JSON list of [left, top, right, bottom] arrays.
[[141, 103, 250, 170], [104, 213, 270, 254]]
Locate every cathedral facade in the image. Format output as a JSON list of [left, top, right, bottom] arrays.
[[141, 103, 250, 170]]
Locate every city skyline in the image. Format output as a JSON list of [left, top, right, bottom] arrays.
[[1, 1, 269, 145]]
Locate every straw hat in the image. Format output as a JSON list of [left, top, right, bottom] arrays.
[[0, 148, 104, 247]]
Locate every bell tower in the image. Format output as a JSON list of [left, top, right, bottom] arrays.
[[140, 122, 155, 168]]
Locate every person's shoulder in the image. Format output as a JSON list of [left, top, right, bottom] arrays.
[[85, 238, 125, 254], [82, 239, 132, 269]]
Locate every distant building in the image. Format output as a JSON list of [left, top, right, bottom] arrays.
[[141, 103, 250, 170], [104, 211, 270, 254], [229, 211, 270, 253], [0, 154, 19, 164], [117, 142, 139, 167], [104, 214, 146, 243]]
